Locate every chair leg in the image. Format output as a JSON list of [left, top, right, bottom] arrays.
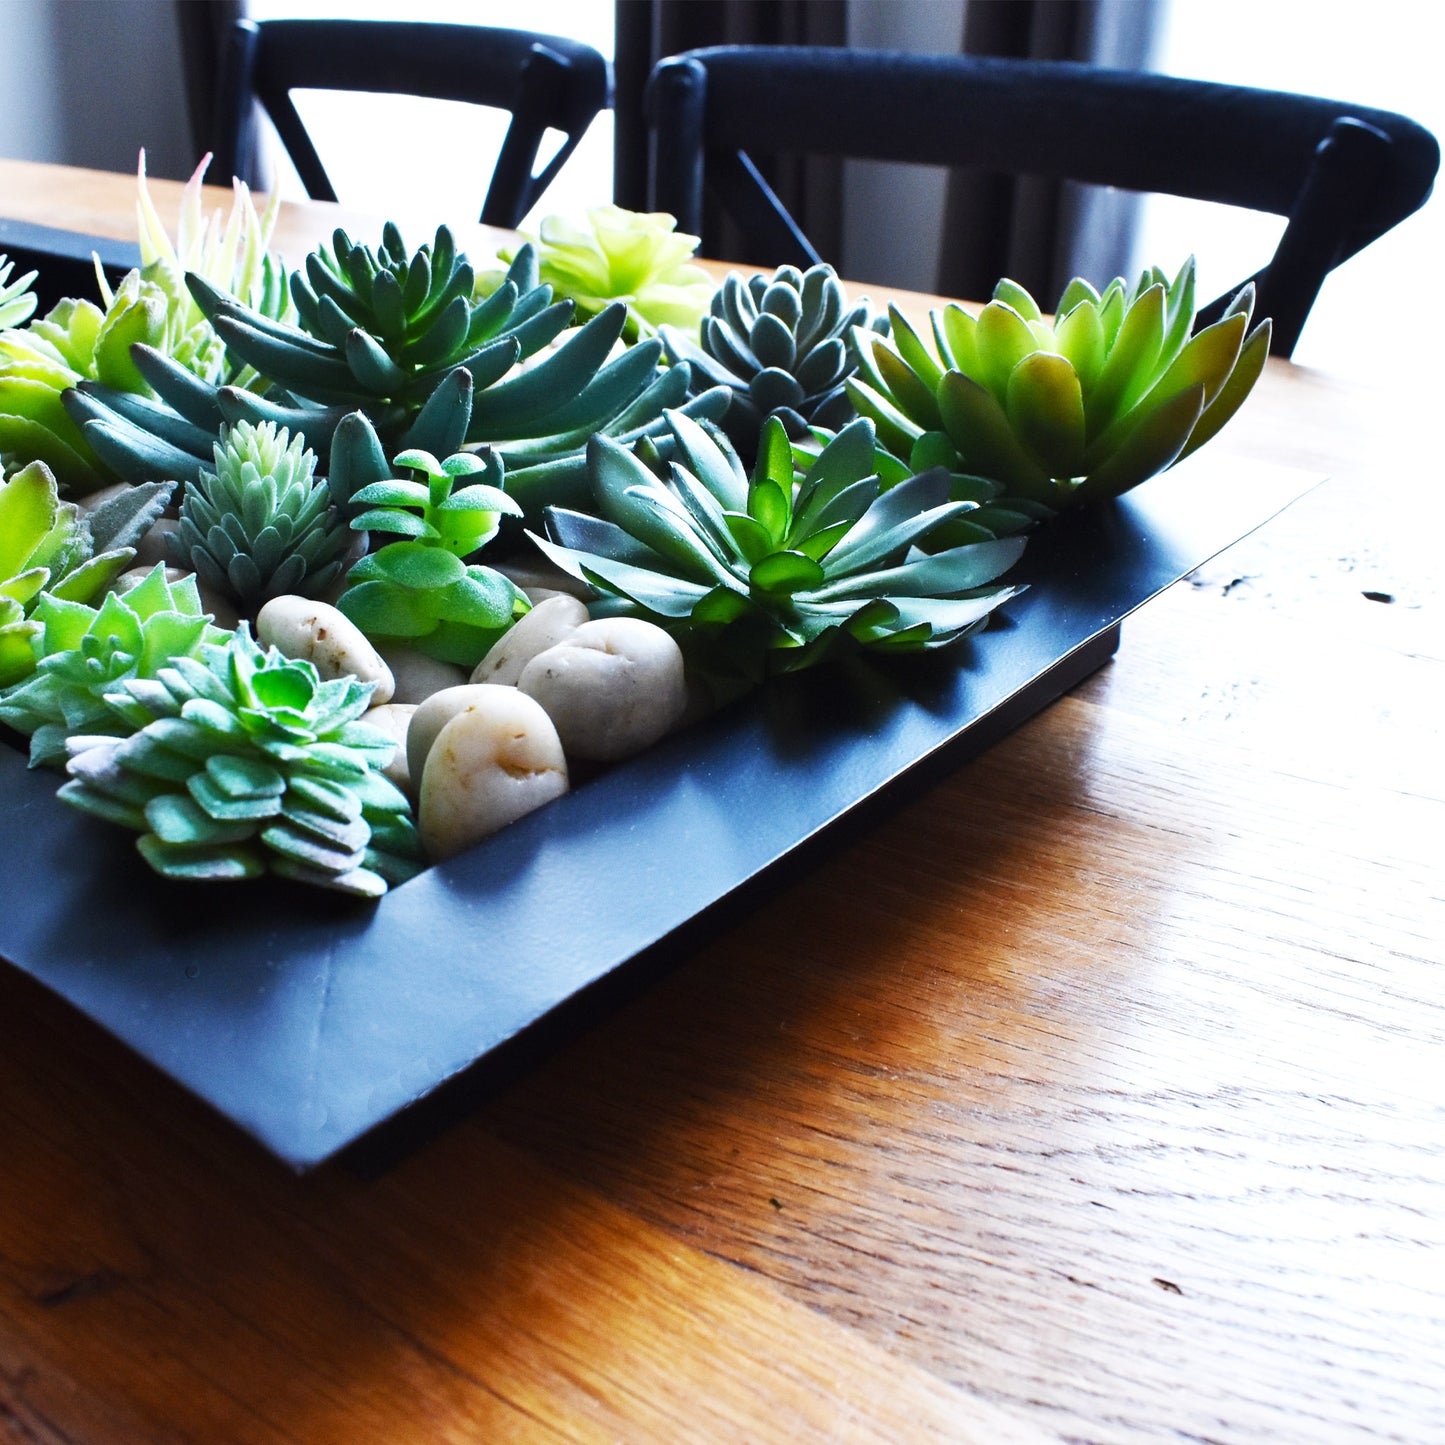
[[1260, 117, 1391, 358], [648, 58, 708, 236]]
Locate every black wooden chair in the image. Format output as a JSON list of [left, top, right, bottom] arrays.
[[646, 47, 1439, 356], [214, 19, 611, 229]]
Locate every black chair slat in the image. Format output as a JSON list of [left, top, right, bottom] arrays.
[[214, 19, 610, 230], [648, 47, 1439, 358]]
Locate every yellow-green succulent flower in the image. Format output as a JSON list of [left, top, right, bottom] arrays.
[[847, 258, 1271, 513], [497, 205, 716, 342]]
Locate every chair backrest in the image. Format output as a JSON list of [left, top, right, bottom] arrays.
[[214, 18, 610, 230], [647, 47, 1439, 357]]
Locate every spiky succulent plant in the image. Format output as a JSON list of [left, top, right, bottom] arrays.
[[64, 225, 731, 519], [131, 148, 290, 386], [0, 156, 288, 495], [663, 264, 889, 458], [533, 411, 1024, 684], [0, 254, 37, 329], [0, 460, 172, 687], [0, 277, 171, 493], [340, 446, 528, 666], [0, 564, 225, 766], [847, 258, 1270, 514], [58, 626, 422, 896], [167, 419, 351, 614], [497, 205, 717, 341]]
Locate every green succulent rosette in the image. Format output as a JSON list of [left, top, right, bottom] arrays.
[[532, 410, 1024, 687], [168, 419, 351, 614], [59, 625, 423, 896], [0, 277, 170, 493], [847, 257, 1271, 514], [0, 564, 227, 766], [339, 446, 528, 666], [663, 263, 889, 456], [497, 205, 717, 342], [0, 459, 172, 688]]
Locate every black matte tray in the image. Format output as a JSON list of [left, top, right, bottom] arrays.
[[0, 452, 1316, 1169]]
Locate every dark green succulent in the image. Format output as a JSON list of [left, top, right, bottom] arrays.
[[847, 259, 1270, 514], [662, 264, 889, 456], [59, 625, 423, 896], [0, 459, 172, 687], [62, 226, 732, 520], [167, 419, 351, 614], [532, 410, 1024, 684], [339, 446, 528, 667], [0, 564, 225, 766]]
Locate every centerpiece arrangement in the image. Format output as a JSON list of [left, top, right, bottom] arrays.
[[0, 158, 1269, 900]]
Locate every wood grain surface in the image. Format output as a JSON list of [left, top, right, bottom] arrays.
[[2, 162, 1442, 1444]]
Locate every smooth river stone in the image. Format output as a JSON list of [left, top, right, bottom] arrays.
[[416, 686, 569, 859], [517, 616, 687, 762], [470, 594, 590, 686], [256, 595, 394, 705]]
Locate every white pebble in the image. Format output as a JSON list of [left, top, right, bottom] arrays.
[[362, 702, 416, 794], [417, 686, 569, 859], [256, 595, 394, 704], [379, 645, 470, 705], [518, 617, 687, 761], [470, 594, 589, 686]]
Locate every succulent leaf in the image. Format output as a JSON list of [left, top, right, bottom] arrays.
[[0, 254, 38, 330]]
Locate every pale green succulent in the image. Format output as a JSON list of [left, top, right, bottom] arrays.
[[848, 258, 1271, 514], [131, 147, 290, 386], [0, 564, 226, 766], [0, 277, 170, 492], [59, 625, 423, 896], [0, 254, 37, 330], [168, 420, 351, 614], [497, 205, 716, 342], [0, 459, 172, 687], [0, 153, 289, 494]]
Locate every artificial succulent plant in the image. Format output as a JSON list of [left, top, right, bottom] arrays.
[[59, 625, 423, 896], [168, 419, 351, 614], [339, 446, 529, 666], [848, 258, 1270, 514], [0, 155, 287, 495], [0, 460, 172, 687], [0, 563, 225, 766], [0, 254, 37, 330], [533, 410, 1024, 686], [131, 148, 290, 386], [497, 205, 716, 341], [64, 223, 731, 519], [663, 263, 889, 457]]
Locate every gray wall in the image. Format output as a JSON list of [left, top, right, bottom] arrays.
[[0, 0, 194, 179]]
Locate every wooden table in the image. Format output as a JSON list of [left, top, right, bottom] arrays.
[[2, 160, 1442, 1444]]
